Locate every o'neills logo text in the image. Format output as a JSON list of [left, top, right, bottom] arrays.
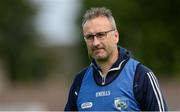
[[81, 102, 93, 109], [96, 90, 111, 97]]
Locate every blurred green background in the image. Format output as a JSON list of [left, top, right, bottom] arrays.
[[80, 0, 180, 75], [0, 0, 179, 111]]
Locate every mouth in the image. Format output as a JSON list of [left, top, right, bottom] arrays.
[[92, 47, 103, 51], [92, 48, 104, 54]]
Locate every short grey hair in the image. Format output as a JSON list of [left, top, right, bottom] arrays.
[[82, 7, 117, 30]]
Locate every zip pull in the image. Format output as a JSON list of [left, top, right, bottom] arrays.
[[98, 71, 106, 85], [102, 77, 105, 85]]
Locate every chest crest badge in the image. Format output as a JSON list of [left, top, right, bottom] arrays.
[[114, 97, 128, 110]]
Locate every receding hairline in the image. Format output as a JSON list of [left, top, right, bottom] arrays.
[[82, 7, 117, 30], [83, 16, 111, 26]]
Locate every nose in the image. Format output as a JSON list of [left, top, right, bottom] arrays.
[[92, 36, 100, 46]]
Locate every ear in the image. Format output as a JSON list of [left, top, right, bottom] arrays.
[[114, 30, 119, 44]]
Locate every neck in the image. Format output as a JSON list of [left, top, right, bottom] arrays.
[[96, 47, 119, 76]]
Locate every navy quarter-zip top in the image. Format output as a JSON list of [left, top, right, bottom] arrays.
[[65, 46, 167, 111]]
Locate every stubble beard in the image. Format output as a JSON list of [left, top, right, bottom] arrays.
[[88, 48, 109, 62]]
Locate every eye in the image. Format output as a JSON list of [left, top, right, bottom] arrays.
[[96, 32, 106, 38], [85, 34, 94, 40]]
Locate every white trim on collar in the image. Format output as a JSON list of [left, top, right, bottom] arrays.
[[109, 59, 127, 72]]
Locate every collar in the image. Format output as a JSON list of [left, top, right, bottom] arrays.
[[91, 46, 130, 72]]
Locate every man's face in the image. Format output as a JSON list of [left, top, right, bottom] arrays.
[[83, 16, 119, 62]]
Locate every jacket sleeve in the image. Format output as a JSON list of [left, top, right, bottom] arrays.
[[64, 68, 87, 111], [134, 64, 168, 111]]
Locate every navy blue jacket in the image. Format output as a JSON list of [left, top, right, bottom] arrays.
[[65, 47, 167, 111]]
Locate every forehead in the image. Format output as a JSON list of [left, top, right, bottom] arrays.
[[83, 16, 112, 32]]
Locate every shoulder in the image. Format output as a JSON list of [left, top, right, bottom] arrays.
[[74, 67, 88, 83], [71, 67, 89, 91], [135, 63, 152, 78]]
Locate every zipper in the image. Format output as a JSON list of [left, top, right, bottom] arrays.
[[102, 76, 106, 85], [99, 71, 106, 85], [96, 59, 127, 86]]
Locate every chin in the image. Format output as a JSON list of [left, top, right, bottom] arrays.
[[94, 55, 108, 61]]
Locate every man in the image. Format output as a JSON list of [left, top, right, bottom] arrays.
[[65, 7, 167, 111]]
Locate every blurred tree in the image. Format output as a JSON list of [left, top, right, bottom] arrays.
[[0, 0, 58, 84], [77, 0, 180, 75]]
